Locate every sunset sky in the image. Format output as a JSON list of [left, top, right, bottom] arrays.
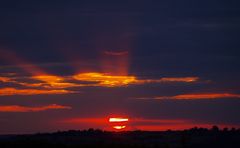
[[0, 1, 240, 134]]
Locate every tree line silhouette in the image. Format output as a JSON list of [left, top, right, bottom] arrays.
[[0, 126, 240, 148]]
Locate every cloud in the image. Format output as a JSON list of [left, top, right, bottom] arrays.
[[135, 77, 199, 84], [136, 93, 240, 100], [31, 75, 81, 88], [0, 104, 71, 112], [0, 76, 12, 83], [73, 72, 137, 87], [0, 87, 76, 96], [158, 77, 199, 83], [73, 73, 199, 87], [104, 51, 129, 56], [0, 72, 200, 96]]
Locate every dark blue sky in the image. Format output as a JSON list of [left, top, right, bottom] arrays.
[[0, 0, 240, 134]]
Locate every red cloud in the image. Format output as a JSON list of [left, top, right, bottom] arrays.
[[0, 104, 71, 112], [137, 93, 240, 100], [0, 87, 77, 96], [159, 77, 199, 82]]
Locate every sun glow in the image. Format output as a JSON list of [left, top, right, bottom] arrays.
[[109, 117, 129, 122]]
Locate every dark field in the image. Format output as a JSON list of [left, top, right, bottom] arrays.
[[0, 127, 240, 148]]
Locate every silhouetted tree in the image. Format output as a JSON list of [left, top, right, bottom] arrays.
[[211, 125, 219, 132]]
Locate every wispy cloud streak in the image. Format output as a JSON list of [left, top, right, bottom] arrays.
[[0, 104, 71, 112], [0, 88, 76, 96], [136, 93, 240, 100]]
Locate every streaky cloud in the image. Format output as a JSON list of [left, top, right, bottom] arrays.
[[104, 51, 129, 56], [0, 87, 77, 96], [0, 104, 71, 112], [135, 93, 240, 100]]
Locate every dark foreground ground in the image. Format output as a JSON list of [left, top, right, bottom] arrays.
[[0, 127, 240, 148]]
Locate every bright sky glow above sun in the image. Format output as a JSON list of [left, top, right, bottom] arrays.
[[109, 117, 129, 122]]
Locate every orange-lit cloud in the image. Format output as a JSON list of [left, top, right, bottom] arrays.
[[0, 74, 80, 89], [0, 72, 200, 96], [32, 75, 64, 82], [136, 93, 240, 100], [0, 49, 75, 90], [28, 74, 199, 88], [0, 87, 76, 96], [0, 76, 12, 83], [32, 75, 80, 88], [0, 104, 71, 112], [0, 75, 80, 89], [0, 48, 200, 99], [0, 50, 78, 96], [73, 72, 137, 87], [73, 72, 199, 87]]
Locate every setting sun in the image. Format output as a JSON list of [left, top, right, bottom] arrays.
[[109, 117, 129, 130], [113, 126, 126, 130]]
